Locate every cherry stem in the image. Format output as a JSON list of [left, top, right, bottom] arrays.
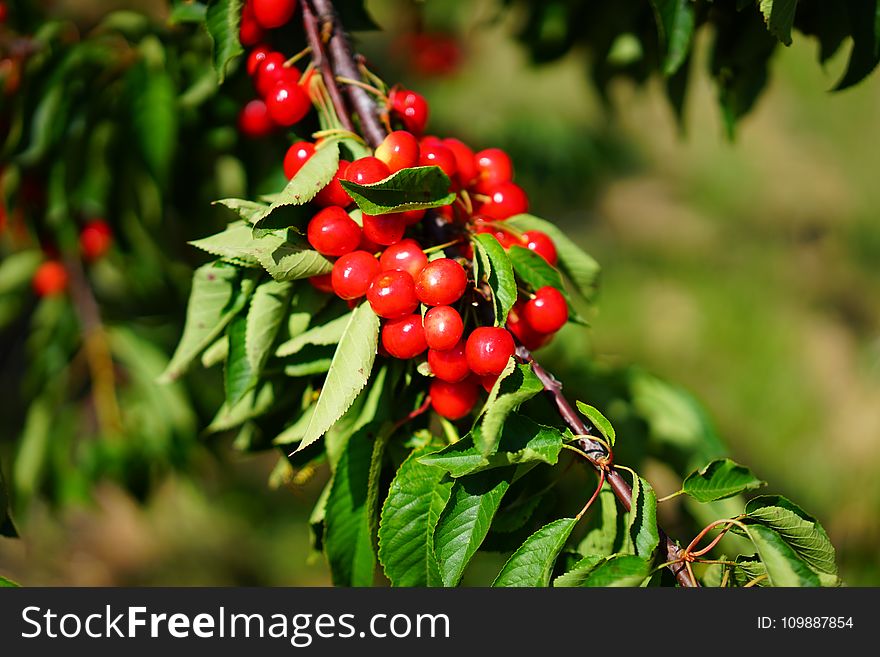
[[392, 394, 432, 434], [576, 468, 606, 520], [335, 76, 387, 98], [301, 1, 355, 133], [284, 46, 312, 67], [656, 489, 684, 503], [422, 238, 463, 254]]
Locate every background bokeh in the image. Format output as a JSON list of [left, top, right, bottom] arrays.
[[1, 0, 878, 586]]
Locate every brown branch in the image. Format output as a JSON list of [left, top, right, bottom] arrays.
[[301, 1, 356, 133], [517, 345, 698, 588], [308, 0, 386, 148]]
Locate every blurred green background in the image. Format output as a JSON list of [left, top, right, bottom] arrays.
[[1, 0, 878, 586]]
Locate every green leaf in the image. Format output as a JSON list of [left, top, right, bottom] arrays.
[[433, 467, 515, 587], [420, 414, 564, 477], [682, 458, 766, 503], [650, 0, 696, 74], [378, 446, 453, 587], [258, 143, 341, 225], [295, 303, 380, 453], [742, 496, 837, 576], [554, 554, 651, 587], [340, 166, 456, 215], [169, 1, 208, 24], [189, 222, 264, 266], [758, 0, 799, 46], [505, 215, 600, 301], [282, 344, 336, 376], [507, 245, 583, 323], [246, 280, 292, 376], [742, 524, 820, 587], [476, 363, 543, 455], [0, 250, 42, 295], [205, 0, 244, 84], [628, 475, 659, 559], [0, 575, 19, 587], [575, 401, 616, 447], [212, 198, 271, 224], [492, 518, 578, 587], [833, 0, 880, 90], [224, 315, 254, 405], [324, 423, 386, 586], [472, 233, 517, 326], [128, 62, 178, 187], [207, 381, 275, 433], [254, 239, 333, 282], [276, 311, 353, 356], [13, 396, 53, 506]]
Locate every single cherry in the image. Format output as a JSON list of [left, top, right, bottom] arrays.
[[419, 142, 457, 180], [379, 239, 428, 279], [465, 326, 515, 376], [238, 99, 275, 138], [331, 250, 380, 300], [306, 206, 361, 256], [522, 230, 557, 265], [480, 181, 528, 220], [427, 340, 470, 382], [247, 45, 272, 76], [266, 80, 310, 126], [374, 130, 420, 172], [423, 305, 463, 351], [389, 87, 429, 134], [382, 314, 428, 359], [32, 261, 68, 297], [523, 286, 568, 334], [474, 148, 514, 187], [415, 258, 467, 306], [283, 141, 316, 179], [507, 301, 552, 351], [362, 213, 405, 246], [366, 270, 419, 319], [344, 157, 390, 185], [79, 220, 113, 261], [313, 159, 352, 207], [444, 138, 478, 187], [252, 0, 297, 29], [429, 379, 479, 420]]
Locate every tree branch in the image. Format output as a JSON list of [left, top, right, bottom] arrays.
[[308, 0, 387, 148]]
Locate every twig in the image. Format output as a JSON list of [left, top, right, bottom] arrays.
[[301, 1, 355, 133]]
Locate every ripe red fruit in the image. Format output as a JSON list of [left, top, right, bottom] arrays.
[[423, 305, 464, 351], [239, 2, 265, 46], [366, 270, 419, 319], [283, 141, 316, 179], [344, 157, 390, 185], [524, 286, 568, 334], [255, 53, 300, 97], [313, 159, 352, 207], [252, 0, 297, 29], [375, 131, 420, 172], [444, 138, 478, 187], [429, 379, 479, 420], [474, 218, 518, 248], [359, 233, 382, 254], [306, 206, 361, 256], [308, 273, 334, 293], [479, 181, 529, 220], [79, 220, 113, 261], [247, 45, 272, 76], [428, 340, 470, 382], [381, 314, 428, 359], [419, 143, 457, 180], [331, 250, 380, 300], [475, 148, 514, 186], [379, 239, 428, 279], [506, 301, 552, 351], [389, 87, 429, 134], [266, 80, 310, 126], [415, 258, 467, 306], [362, 213, 405, 246], [480, 374, 499, 392], [465, 327, 515, 376], [522, 230, 557, 265], [238, 99, 275, 138], [32, 261, 68, 297]]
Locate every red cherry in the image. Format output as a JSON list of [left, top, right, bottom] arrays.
[[480, 181, 528, 220], [283, 141, 316, 179], [79, 220, 113, 261], [306, 206, 361, 256], [507, 301, 552, 351], [375, 131, 420, 172], [238, 99, 275, 138], [381, 314, 428, 359], [465, 327, 515, 376], [378, 238, 428, 279], [252, 0, 297, 29], [523, 286, 568, 334], [308, 273, 334, 293], [366, 270, 419, 319], [32, 261, 68, 297], [474, 218, 518, 248], [239, 3, 265, 46], [331, 250, 380, 300], [423, 305, 463, 351], [480, 374, 499, 392], [344, 157, 391, 185], [0, 3, 9, 23], [255, 53, 300, 97], [429, 379, 479, 420], [399, 209, 425, 226], [362, 213, 405, 246], [389, 87, 429, 134], [522, 230, 557, 265], [358, 233, 382, 254], [419, 143, 457, 180], [247, 45, 272, 76], [428, 340, 470, 382], [444, 138, 478, 187], [266, 80, 310, 126], [474, 148, 514, 187], [415, 258, 467, 306], [313, 160, 352, 207]]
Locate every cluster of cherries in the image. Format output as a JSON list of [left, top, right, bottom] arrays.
[[30, 220, 113, 297]]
